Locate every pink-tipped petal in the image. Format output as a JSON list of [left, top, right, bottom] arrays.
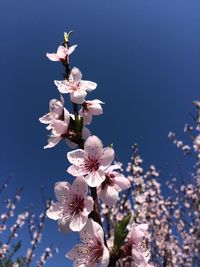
[[67, 165, 87, 177], [100, 246, 110, 267], [70, 90, 87, 104], [70, 67, 82, 82], [54, 80, 71, 94], [56, 45, 67, 59]]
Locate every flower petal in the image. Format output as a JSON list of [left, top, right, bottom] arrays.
[[99, 186, 118, 206], [68, 44, 78, 55], [54, 80, 71, 94], [69, 213, 87, 232], [84, 169, 105, 187], [113, 175, 131, 191], [82, 196, 94, 216], [44, 136, 61, 149], [46, 202, 62, 220], [71, 176, 88, 196], [56, 45, 67, 59], [54, 181, 71, 201], [70, 90, 87, 104], [100, 246, 110, 267], [46, 53, 60, 61], [99, 147, 114, 168], [80, 80, 97, 91], [67, 149, 85, 165], [70, 67, 82, 82], [67, 165, 87, 177], [84, 135, 103, 159], [80, 218, 104, 239]]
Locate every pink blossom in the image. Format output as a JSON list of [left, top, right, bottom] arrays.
[[98, 165, 130, 206], [39, 96, 65, 130], [46, 44, 77, 62], [46, 177, 93, 232], [67, 135, 115, 187], [66, 219, 109, 267], [79, 99, 104, 125], [43, 108, 70, 149], [54, 67, 97, 104]]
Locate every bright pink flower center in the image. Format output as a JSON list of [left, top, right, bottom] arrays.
[[84, 157, 100, 172], [70, 82, 79, 91], [68, 195, 84, 215]]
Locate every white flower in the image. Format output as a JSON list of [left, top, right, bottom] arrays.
[[54, 67, 97, 104], [66, 219, 109, 267], [46, 177, 93, 232]]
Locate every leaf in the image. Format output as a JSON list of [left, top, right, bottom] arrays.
[[113, 213, 131, 254]]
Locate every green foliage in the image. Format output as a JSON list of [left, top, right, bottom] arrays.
[[112, 213, 131, 255]]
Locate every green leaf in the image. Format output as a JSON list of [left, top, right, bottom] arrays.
[[113, 213, 131, 254]]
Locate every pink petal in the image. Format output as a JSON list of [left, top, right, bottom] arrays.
[[100, 246, 110, 267], [54, 80, 71, 94], [82, 196, 94, 216], [80, 80, 97, 91], [70, 90, 87, 104], [44, 136, 61, 149], [67, 149, 85, 165], [113, 175, 131, 191], [46, 202, 62, 220], [99, 147, 114, 168], [99, 186, 118, 206], [39, 113, 51, 124], [82, 127, 91, 140], [80, 218, 104, 239], [69, 213, 87, 231], [70, 67, 82, 82], [51, 119, 68, 135], [56, 45, 67, 59], [54, 181, 71, 201], [68, 44, 78, 55], [82, 111, 93, 125], [67, 165, 87, 177], [71, 176, 88, 196], [46, 53, 60, 61], [84, 135, 103, 159], [84, 169, 105, 187]]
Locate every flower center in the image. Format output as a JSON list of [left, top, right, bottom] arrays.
[[68, 195, 84, 215], [70, 82, 79, 91], [84, 157, 100, 172]]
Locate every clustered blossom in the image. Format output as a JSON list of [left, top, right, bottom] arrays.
[[42, 32, 154, 267]]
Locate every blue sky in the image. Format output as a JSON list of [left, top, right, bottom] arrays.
[[0, 0, 200, 266]]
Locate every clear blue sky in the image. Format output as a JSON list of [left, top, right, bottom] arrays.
[[0, 0, 200, 266]]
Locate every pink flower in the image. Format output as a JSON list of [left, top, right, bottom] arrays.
[[46, 44, 77, 62], [66, 219, 109, 267], [98, 165, 130, 206], [54, 67, 97, 104], [79, 99, 104, 125], [43, 108, 70, 149], [39, 96, 65, 130], [67, 135, 115, 187], [128, 224, 149, 245], [46, 177, 93, 232]]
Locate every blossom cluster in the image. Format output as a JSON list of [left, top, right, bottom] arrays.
[[40, 32, 153, 267], [0, 178, 58, 267]]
